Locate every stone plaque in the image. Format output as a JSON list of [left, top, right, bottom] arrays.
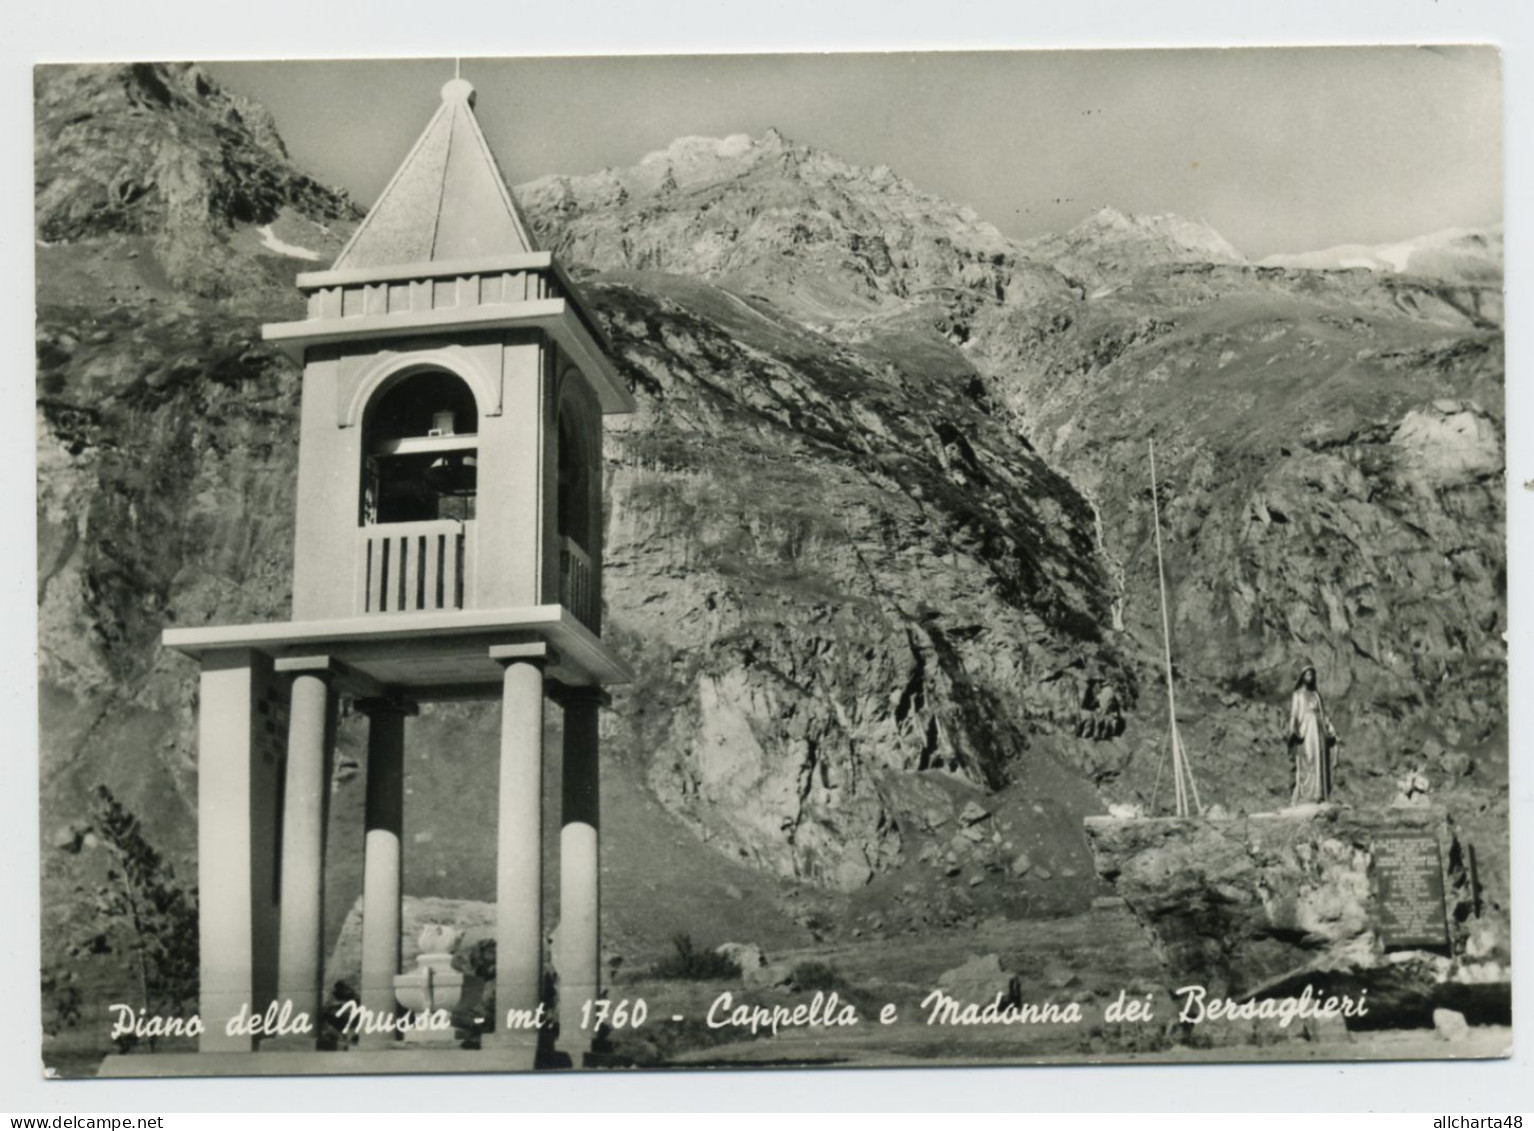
[[1373, 833, 1449, 947]]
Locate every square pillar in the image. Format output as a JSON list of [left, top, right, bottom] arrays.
[[195, 648, 282, 1052], [554, 685, 604, 1061], [356, 695, 417, 1048], [488, 642, 550, 1056], [272, 655, 338, 1043]]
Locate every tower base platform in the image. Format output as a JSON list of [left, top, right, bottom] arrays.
[[162, 604, 631, 694]]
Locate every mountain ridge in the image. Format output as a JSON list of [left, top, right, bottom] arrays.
[[1258, 224, 1504, 282], [1019, 205, 1248, 290], [516, 125, 1069, 332]]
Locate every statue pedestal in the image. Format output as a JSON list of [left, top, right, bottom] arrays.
[[391, 925, 485, 1047]]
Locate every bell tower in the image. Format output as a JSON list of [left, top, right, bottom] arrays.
[[160, 77, 632, 1073], [275, 76, 627, 629]]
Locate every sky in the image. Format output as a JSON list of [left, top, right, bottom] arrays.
[[206, 48, 1502, 260]]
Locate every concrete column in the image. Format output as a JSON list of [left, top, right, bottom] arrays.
[[356, 696, 417, 1047], [195, 649, 261, 1053], [274, 660, 336, 1040], [556, 687, 603, 1059], [489, 644, 549, 1053]]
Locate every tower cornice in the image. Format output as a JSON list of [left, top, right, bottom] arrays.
[[295, 251, 555, 291]]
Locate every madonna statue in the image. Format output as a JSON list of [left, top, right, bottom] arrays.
[[1286, 661, 1339, 804]]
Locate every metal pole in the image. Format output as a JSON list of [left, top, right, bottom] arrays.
[[1149, 741, 1168, 814], [1149, 439, 1190, 818], [1184, 730, 1205, 815], [1172, 734, 1187, 817]]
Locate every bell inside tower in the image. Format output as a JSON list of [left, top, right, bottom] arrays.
[[362, 370, 479, 524]]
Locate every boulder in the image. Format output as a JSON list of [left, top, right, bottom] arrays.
[[1302, 1012, 1352, 1044], [936, 954, 1021, 1007], [744, 960, 795, 990], [1010, 852, 1033, 877], [1437, 751, 1474, 779], [716, 942, 767, 974], [1463, 917, 1508, 962], [1433, 1008, 1470, 1042], [1043, 963, 1078, 989], [959, 801, 991, 826]]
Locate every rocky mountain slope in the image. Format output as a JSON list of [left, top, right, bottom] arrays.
[[962, 260, 1505, 895], [1019, 206, 1248, 291], [522, 131, 1020, 311], [35, 63, 357, 303], [515, 127, 1506, 843], [35, 64, 1507, 1031]]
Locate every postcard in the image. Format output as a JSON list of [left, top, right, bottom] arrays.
[[33, 47, 1508, 1078]]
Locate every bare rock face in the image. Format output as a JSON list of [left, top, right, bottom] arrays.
[[517, 129, 1072, 329], [1085, 807, 1508, 1025], [34, 63, 358, 299], [593, 278, 1133, 889]]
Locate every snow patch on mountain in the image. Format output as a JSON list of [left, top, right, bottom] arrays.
[[256, 222, 321, 260], [1260, 225, 1502, 282]]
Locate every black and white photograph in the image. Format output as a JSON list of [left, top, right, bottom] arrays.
[[26, 39, 1517, 1093]]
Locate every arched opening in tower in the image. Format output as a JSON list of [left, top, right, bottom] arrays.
[[557, 408, 592, 552], [362, 370, 480, 525]]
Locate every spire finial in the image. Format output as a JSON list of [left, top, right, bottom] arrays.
[[442, 62, 475, 109]]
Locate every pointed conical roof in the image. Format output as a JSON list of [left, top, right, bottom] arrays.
[[331, 77, 538, 271]]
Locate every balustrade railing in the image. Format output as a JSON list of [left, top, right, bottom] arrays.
[[358, 520, 472, 614], [559, 536, 597, 630]]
